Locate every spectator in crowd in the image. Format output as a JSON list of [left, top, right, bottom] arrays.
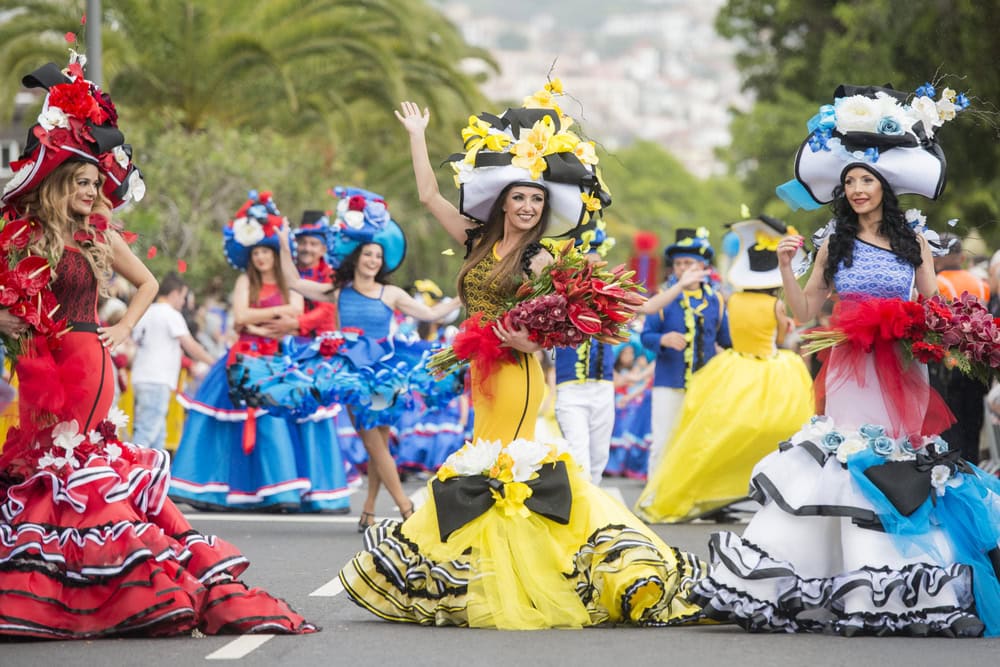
[[131, 271, 217, 450]]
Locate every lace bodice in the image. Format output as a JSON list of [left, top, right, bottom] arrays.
[[834, 239, 914, 301], [462, 250, 507, 322], [51, 247, 98, 324]]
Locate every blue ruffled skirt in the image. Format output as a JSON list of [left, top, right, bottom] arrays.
[[169, 356, 351, 512]]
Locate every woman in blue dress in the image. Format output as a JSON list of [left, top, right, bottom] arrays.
[[169, 191, 352, 512], [275, 188, 461, 531]]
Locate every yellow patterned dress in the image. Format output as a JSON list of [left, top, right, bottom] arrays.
[[635, 291, 814, 523], [339, 246, 707, 629]]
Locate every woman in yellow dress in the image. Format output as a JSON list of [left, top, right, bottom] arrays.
[[636, 216, 813, 523], [337, 89, 706, 629]]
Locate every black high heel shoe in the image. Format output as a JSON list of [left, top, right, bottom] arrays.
[[358, 511, 376, 533], [399, 503, 415, 521]]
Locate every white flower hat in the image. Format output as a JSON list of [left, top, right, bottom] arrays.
[[777, 83, 969, 210], [448, 79, 611, 237], [725, 215, 806, 290]]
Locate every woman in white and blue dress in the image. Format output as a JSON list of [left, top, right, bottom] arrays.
[[694, 83, 1000, 637]]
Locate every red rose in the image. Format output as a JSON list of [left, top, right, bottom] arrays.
[[48, 78, 106, 125], [319, 337, 344, 357], [348, 195, 367, 212]]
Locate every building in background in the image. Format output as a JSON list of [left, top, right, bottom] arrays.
[[438, 0, 750, 177]]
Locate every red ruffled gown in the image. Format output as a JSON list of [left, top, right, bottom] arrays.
[[0, 247, 316, 638]]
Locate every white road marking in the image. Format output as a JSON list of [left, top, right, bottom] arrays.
[[205, 634, 275, 660], [310, 576, 345, 597]]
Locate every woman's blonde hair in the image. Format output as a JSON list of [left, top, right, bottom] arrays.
[[17, 160, 115, 293], [246, 245, 290, 305], [456, 184, 550, 302]]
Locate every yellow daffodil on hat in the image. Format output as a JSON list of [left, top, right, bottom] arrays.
[[448, 78, 611, 236]]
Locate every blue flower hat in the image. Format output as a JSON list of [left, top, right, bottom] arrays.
[[222, 190, 289, 271], [328, 186, 407, 274], [777, 82, 969, 211]]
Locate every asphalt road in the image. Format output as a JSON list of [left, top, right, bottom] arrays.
[[5, 478, 1000, 667]]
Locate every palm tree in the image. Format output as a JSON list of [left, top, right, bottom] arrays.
[[0, 0, 495, 134]]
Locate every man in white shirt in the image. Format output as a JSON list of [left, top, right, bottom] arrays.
[[131, 272, 216, 450]]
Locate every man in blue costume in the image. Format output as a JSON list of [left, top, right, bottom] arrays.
[[641, 228, 731, 471]]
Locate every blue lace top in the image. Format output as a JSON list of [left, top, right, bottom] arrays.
[[833, 239, 914, 301], [338, 284, 392, 339]]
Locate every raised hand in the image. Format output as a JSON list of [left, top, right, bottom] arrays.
[[777, 235, 804, 269], [394, 101, 430, 135]]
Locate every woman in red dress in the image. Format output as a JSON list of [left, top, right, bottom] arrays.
[[0, 60, 315, 638]]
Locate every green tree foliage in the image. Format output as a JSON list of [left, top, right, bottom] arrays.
[[0, 0, 495, 294], [598, 141, 749, 265], [717, 0, 1000, 245]]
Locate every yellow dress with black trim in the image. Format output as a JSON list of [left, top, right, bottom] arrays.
[[636, 291, 814, 523], [339, 247, 706, 628]]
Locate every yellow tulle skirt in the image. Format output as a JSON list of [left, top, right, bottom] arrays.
[[339, 460, 705, 629], [636, 349, 813, 523]]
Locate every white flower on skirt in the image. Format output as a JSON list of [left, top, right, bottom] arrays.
[[447, 438, 503, 476], [505, 438, 550, 482]]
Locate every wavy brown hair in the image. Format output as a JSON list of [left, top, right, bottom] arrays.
[[16, 160, 115, 294], [246, 245, 290, 305], [456, 184, 551, 302]]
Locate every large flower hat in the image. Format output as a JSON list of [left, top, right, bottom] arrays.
[[726, 215, 805, 290], [665, 228, 715, 264], [328, 186, 406, 273], [777, 82, 969, 210], [449, 79, 611, 236], [223, 190, 286, 270], [1, 55, 145, 216]]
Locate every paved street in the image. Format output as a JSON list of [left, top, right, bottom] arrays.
[[5, 478, 1000, 667]]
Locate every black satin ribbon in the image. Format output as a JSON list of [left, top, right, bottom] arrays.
[[431, 460, 573, 542], [863, 446, 973, 516]]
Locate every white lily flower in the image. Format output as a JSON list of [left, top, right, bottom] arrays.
[[39, 105, 70, 130], [52, 420, 84, 456], [505, 438, 550, 482], [107, 406, 130, 431]]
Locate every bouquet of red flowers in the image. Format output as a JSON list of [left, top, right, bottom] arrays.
[[427, 240, 644, 379], [0, 217, 68, 357], [802, 294, 1000, 384]]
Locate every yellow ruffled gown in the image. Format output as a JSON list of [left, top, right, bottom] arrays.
[[635, 291, 813, 523], [339, 248, 706, 629]]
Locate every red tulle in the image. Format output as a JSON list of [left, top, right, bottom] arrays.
[[15, 336, 88, 422], [451, 312, 516, 396], [814, 299, 955, 438]]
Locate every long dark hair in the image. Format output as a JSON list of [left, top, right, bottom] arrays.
[[335, 242, 391, 289], [456, 183, 551, 302], [823, 173, 922, 287]]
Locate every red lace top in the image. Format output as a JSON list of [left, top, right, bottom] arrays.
[[50, 247, 99, 324]]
